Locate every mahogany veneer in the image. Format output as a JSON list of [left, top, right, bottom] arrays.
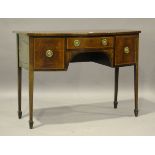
[[15, 30, 141, 129]]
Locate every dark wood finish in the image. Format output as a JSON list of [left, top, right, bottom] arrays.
[[14, 30, 141, 37], [115, 35, 138, 65], [34, 38, 65, 70], [134, 64, 138, 117], [17, 34, 22, 119], [134, 34, 139, 117], [29, 37, 34, 129], [29, 69, 34, 129], [114, 67, 119, 109], [15, 30, 141, 129], [18, 68, 22, 119], [67, 37, 114, 49]]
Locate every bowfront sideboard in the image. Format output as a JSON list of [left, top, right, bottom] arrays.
[[15, 30, 141, 129]]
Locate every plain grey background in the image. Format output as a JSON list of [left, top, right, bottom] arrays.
[[0, 18, 155, 135]]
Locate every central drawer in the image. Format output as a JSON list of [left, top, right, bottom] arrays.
[[34, 38, 65, 70], [67, 37, 114, 49]]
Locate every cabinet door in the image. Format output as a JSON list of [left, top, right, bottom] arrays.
[[34, 38, 65, 70], [115, 35, 138, 66]]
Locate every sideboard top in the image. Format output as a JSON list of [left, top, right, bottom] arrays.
[[14, 30, 141, 37]]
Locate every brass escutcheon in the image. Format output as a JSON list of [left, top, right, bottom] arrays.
[[74, 40, 80, 47], [46, 50, 53, 58], [124, 47, 130, 54], [102, 38, 108, 46]]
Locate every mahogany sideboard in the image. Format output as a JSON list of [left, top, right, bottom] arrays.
[[15, 30, 141, 129]]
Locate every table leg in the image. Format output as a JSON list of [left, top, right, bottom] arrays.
[[114, 67, 119, 109], [18, 67, 22, 119], [134, 64, 138, 117], [29, 69, 34, 129]]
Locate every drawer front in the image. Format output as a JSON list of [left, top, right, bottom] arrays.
[[115, 35, 138, 65], [67, 37, 114, 49], [34, 38, 65, 70]]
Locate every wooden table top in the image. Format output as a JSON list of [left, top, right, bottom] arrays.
[[14, 30, 141, 36]]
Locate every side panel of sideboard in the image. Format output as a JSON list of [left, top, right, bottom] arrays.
[[18, 34, 29, 69]]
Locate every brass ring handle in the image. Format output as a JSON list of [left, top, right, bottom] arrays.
[[102, 38, 108, 46], [45, 50, 53, 58], [74, 40, 80, 47], [124, 47, 130, 54]]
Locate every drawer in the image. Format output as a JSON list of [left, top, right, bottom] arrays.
[[67, 37, 114, 49], [34, 38, 65, 70], [115, 35, 138, 65]]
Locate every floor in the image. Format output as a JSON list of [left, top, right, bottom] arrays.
[[0, 91, 155, 136]]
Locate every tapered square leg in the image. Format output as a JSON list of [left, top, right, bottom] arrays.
[[29, 70, 34, 129], [18, 67, 22, 119], [17, 34, 22, 119], [134, 64, 138, 117], [114, 67, 119, 109]]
